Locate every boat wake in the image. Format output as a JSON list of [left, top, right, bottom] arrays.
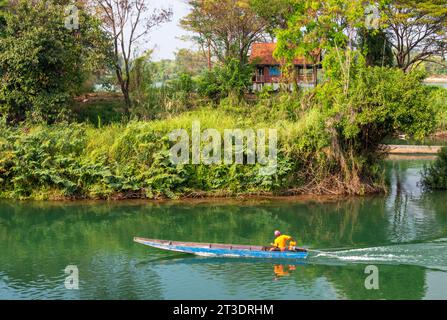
[[309, 238, 447, 271]]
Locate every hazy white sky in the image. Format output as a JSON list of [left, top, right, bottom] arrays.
[[146, 0, 195, 61]]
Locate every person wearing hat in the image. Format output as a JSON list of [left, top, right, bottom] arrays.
[[270, 230, 297, 252]]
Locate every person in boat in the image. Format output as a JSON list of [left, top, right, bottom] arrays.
[[270, 230, 297, 251]]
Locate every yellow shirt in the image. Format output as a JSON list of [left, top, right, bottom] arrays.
[[273, 235, 292, 250]]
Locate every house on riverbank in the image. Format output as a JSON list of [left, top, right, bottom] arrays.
[[249, 43, 322, 91]]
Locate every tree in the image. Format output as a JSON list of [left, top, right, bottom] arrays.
[[250, 0, 297, 38], [358, 28, 394, 67], [383, 0, 447, 72], [180, 0, 270, 65], [90, 0, 172, 115], [174, 49, 208, 76], [128, 50, 153, 104], [423, 56, 447, 75], [273, 0, 436, 194], [275, 0, 371, 58], [149, 59, 177, 84], [197, 58, 253, 100], [422, 147, 447, 190], [0, 0, 8, 33], [275, 0, 371, 91], [0, 0, 108, 123]]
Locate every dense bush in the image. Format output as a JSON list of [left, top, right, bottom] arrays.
[[301, 51, 437, 194], [0, 109, 296, 200], [197, 59, 253, 100], [0, 0, 6, 32], [422, 147, 447, 190], [0, 0, 108, 124], [130, 81, 200, 121], [430, 86, 447, 131], [0, 101, 376, 200], [128, 52, 199, 119]]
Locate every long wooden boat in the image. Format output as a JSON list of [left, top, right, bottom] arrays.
[[134, 237, 309, 260]]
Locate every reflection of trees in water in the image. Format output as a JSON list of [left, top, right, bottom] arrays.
[[419, 191, 447, 230], [0, 199, 391, 278], [386, 160, 446, 243], [81, 253, 164, 299], [0, 200, 379, 298], [389, 161, 411, 242], [0, 176, 442, 299], [138, 255, 428, 300], [317, 264, 426, 300], [0, 197, 392, 248], [297, 198, 389, 248]]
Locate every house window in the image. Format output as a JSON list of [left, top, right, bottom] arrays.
[[296, 66, 314, 82], [269, 66, 281, 77]]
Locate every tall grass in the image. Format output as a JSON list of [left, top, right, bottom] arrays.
[[0, 104, 371, 200]]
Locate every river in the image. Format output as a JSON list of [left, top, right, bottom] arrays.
[[426, 82, 447, 89], [0, 159, 447, 300]]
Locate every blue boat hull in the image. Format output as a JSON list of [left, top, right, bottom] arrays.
[[134, 237, 308, 260]]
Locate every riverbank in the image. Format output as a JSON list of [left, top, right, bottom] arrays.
[[1, 114, 438, 202], [425, 75, 447, 83], [0, 154, 428, 202], [0, 107, 389, 201], [386, 144, 442, 154]]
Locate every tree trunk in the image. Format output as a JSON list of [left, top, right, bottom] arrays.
[[313, 65, 318, 87], [122, 87, 131, 116], [115, 67, 131, 116]]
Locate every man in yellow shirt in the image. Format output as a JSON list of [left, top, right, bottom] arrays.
[[270, 230, 297, 251]]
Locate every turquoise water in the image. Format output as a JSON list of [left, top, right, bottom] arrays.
[[0, 159, 447, 299]]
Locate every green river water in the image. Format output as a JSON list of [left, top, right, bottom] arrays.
[[1, 159, 447, 300]]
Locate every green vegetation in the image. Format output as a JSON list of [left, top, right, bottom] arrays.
[[180, 0, 270, 65], [0, 0, 108, 124], [382, 0, 447, 73], [422, 147, 447, 190], [358, 29, 394, 68], [0, 61, 437, 200], [70, 93, 126, 126], [197, 58, 254, 100], [0, 0, 6, 31], [0, 109, 289, 200], [0, 0, 446, 200], [430, 87, 447, 131]]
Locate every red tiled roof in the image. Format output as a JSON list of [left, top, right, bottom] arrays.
[[250, 43, 319, 65]]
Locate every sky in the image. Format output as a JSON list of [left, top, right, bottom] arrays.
[[146, 0, 195, 61]]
